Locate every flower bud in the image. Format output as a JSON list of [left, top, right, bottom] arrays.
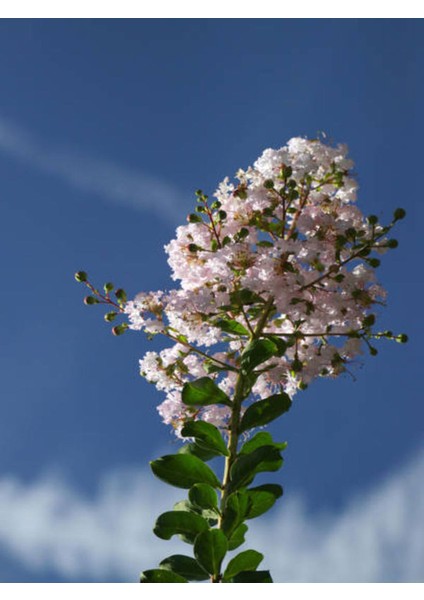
[[396, 334, 408, 343], [112, 323, 128, 336], [104, 311, 117, 322], [263, 179, 275, 189], [104, 282, 114, 293], [188, 213, 202, 223], [363, 314, 376, 328], [84, 295, 99, 305], [387, 239, 398, 249], [367, 215, 378, 225], [75, 271, 88, 283], [115, 289, 127, 303], [291, 357, 303, 372], [233, 187, 248, 200], [279, 165, 292, 179], [393, 208, 406, 221]]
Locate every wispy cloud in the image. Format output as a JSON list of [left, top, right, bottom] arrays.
[[0, 117, 187, 222], [0, 448, 423, 582]]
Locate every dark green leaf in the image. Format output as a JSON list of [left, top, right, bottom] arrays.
[[245, 484, 283, 519], [140, 569, 188, 583], [266, 335, 288, 356], [239, 393, 292, 433], [230, 445, 283, 490], [153, 511, 208, 541], [228, 523, 248, 550], [249, 483, 283, 498], [215, 318, 249, 336], [150, 454, 221, 489], [240, 431, 288, 455], [223, 549, 264, 581], [230, 288, 264, 306], [221, 491, 249, 536], [194, 529, 228, 577], [173, 497, 218, 529], [241, 339, 279, 373], [159, 555, 209, 581], [181, 421, 229, 456], [232, 570, 273, 583], [182, 377, 231, 407], [189, 483, 219, 512], [178, 442, 218, 462]]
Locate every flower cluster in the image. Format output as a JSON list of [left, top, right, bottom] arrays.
[[120, 137, 406, 435], [79, 137, 406, 436]]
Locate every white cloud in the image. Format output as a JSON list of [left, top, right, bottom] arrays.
[[0, 449, 423, 582], [0, 117, 187, 222]]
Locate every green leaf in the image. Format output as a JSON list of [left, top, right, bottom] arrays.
[[194, 528, 228, 577], [228, 523, 248, 550], [153, 511, 208, 541], [173, 497, 218, 527], [182, 377, 231, 407], [159, 555, 209, 581], [239, 393, 292, 433], [150, 454, 221, 489], [140, 569, 188, 583], [223, 549, 264, 581], [221, 491, 249, 536], [189, 483, 219, 512], [232, 570, 273, 583], [215, 318, 249, 336], [230, 445, 283, 490], [266, 335, 288, 356], [245, 484, 283, 519], [173, 499, 196, 513], [230, 288, 264, 306], [178, 442, 218, 462], [240, 431, 288, 455], [241, 338, 279, 373], [181, 421, 229, 456]]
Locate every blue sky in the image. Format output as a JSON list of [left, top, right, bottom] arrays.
[[0, 19, 423, 582]]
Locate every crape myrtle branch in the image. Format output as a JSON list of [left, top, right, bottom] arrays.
[[76, 137, 407, 583]]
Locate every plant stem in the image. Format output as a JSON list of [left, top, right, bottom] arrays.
[[214, 296, 275, 582]]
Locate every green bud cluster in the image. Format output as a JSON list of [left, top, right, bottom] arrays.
[[75, 271, 129, 336]]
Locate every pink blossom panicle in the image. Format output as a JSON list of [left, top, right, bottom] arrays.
[[124, 138, 399, 436]]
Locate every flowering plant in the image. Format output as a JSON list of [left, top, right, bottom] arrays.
[[76, 137, 406, 583]]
